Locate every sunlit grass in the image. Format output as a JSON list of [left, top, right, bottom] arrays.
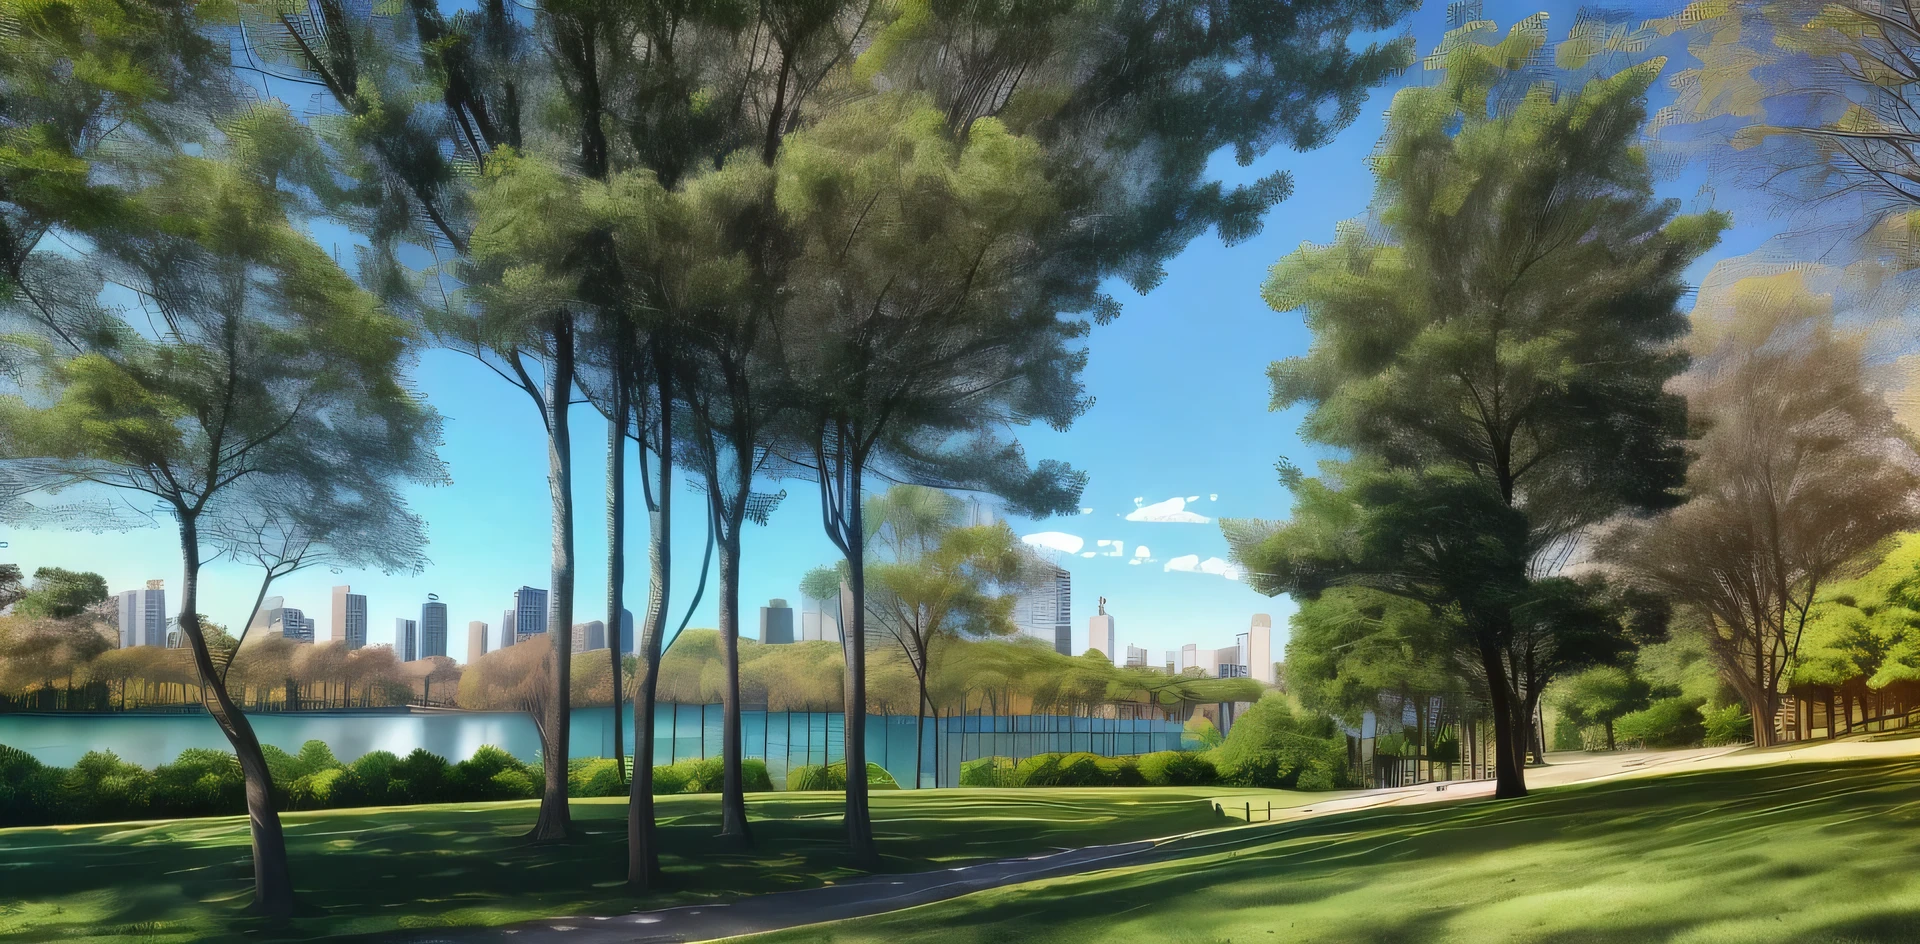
[[0, 786, 1265, 943], [748, 758, 1920, 944]]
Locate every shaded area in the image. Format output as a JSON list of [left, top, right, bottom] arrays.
[[748, 757, 1920, 944], [0, 787, 1247, 943]]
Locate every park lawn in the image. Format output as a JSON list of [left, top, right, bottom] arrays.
[[749, 757, 1920, 944], [0, 785, 1296, 944]]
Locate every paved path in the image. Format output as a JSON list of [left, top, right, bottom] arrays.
[[383, 740, 1909, 944]]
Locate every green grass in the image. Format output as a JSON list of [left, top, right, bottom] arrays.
[[750, 758, 1920, 944], [0, 786, 1291, 943]]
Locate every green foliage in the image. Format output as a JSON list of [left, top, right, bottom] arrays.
[[959, 756, 1019, 787], [1614, 697, 1707, 748], [1552, 667, 1653, 740], [959, 751, 1217, 788], [1702, 704, 1754, 747], [1286, 588, 1461, 726], [1182, 717, 1224, 750], [14, 567, 108, 619], [787, 762, 900, 792], [1207, 695, 1351, 791], [1135, 751, 1219, 787]]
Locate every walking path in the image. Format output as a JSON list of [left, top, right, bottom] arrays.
[[387, 738, 1915, 944]]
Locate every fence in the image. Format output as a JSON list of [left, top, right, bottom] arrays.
[[1347, 717, 1500, 790]]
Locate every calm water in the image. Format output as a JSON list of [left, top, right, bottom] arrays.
[[0, 706, 1186, 789]]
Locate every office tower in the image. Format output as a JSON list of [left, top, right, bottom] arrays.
[[115, 580, 167, 648], [249, 596, 284, 633], [468, 621, 489, 662], [1015, 560, 1072, 655], [801, 586, 844, 643], [571, 620, 606, 652], [1209, 643, 1247, 678], [267, 606, 311, 643], [1087, 596, 1115, 660], [420, 599, 448, 658], [1125, 644, 1148, 668], [331, 585, 368, 649], [619, 608, 635, 655], [500, 609, 517, 649], [760, 599, 794, 644], [512, 587, 548, 642], [301, 615, 317, 642], [1180, 643, 1199, 674], [1248, 614, 1274, 684], [1164, 650, 1177, 673], [398, 618, 418, 662]]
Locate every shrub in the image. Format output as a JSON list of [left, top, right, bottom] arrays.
[[1702, 703, 1755, 746], [786, 762, 899, 791], [960, 756, 1017, 787], [1615, 697, 1706, 748], [1207, 696, 1351, 790], [458, 746, 536, 800], [288, 767, 355, 809], [151, 748, 246, 819], [0, 745, 62, 826], [1135, 751, 1218, 786], [347, 750, 403, 805], [569, 758, 625, 797]]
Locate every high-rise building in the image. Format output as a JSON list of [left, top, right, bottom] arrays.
[[1087, 597, 1115, 660], [1015, 560, 1072, 655], [513, 587, 548, 642], [268, 606, 311, 643], [500, 608, 517, 649], [398, 618, 418, 662], [468, 621, 489, 662], [420, 599, 448, 658], [331, 585, 367, 650], [800, 587, 843, 643], [1210, 641, 1248, 679], [301, 615, 317, 642], [1125, 644, 1149, 668], [1248, 614, 1274, 684], [249, 596, 283, 633], [1179, 643, 1199, 674], [571, 620, 607, 652], [1164, 650, 1177, 674], [760, 599, 794, 644], [115, 580, 167, 648], [618, 608, 634, 655]]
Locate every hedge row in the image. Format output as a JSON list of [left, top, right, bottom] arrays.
[[0, 741, 775, 828], [959, 750, 1219, 787], [786, 761, 900, 791]]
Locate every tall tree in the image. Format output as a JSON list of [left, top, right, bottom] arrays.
[[1222, 16, 1724, 798], [1606, 272, 1920, 745], [0, 106, 443, 917]]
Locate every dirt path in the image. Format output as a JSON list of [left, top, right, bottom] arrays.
[[382, 740, 1902, 944]]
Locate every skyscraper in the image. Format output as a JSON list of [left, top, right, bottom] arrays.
[[571, 620, 606, 652], [468, 621, 489, 662], [1125, 644, 1149, 668], [1248, 614, 1274, 684], [760, 599, 794, 644], [1179, 643, 1199, 674], [268, 606, 311, 643], [513, 587, 548, 642], [500, 608, 517, 649], [420, 599, 448, 658], [1087, 596, 1115, 660], [1015, 560, 1072, 655], [618, 608, 634, 655], [332, 585, 367, 650], [115, 580, 167, 648], [398, 618, 418, 662]]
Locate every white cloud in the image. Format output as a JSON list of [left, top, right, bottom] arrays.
[[1165, 554, 1243, 581], [1186, 495, 1200, 502], [1133, 545, 1152, 559], [1021, 532, 1084, 555], [1080, 507, 1094, 515], [1080, 551, 1097, 558], [1164, 554, 1201, 572], [1126, 496, 1212, 524], [1209, 493, 1219, 502]]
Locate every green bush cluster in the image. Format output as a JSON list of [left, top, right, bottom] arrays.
[[1614, 697, 1708, 748], [1701, 703, 1754, 746], [785, 761, 900, 791], [580, 757, 773, 796], [1208, 696, 1352, 790], [959, 750, 1220, 787]]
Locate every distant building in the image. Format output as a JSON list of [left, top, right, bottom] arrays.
[[249, 596, 283, 633], [1248, 614, 1274, 685], [1210, 641, 1248, 679], [468, 621, 489, 662], [500, 608, 517, 649], [420, 600, 448, 658], [1125, 644, 1149, 668], [801, 587, 843, 643], [1180, 643, 1199, 674], [116, 580, 167, 648], [1164, 650, 1177, 673], [268, 606, 312, 643], [571, 620, 606, 652], [760, 599, 794, 645], [513, 587, 548, 642], [398, 618, 418, 662], [1087, 597, 1115, 660], [331, 585, 367, 650], [1015, 560, 1072, 655], [618, 608, 634, 655]]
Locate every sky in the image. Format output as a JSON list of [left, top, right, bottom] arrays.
[[4, 0, 1781, 665]]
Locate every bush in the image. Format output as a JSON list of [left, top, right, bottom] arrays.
[[786, 761, 899, 791], [960, 756, 1018, 786], [151, 748, 246, 818], [1702, 703, 1754, 746], [1207, 696, 1351, 790], [1615, 697, 1707, 748], [569, 758, 626, 797], [0, 744, 63, 826], [1135, 751, 1217, 786], [459, 746, 537, 800]]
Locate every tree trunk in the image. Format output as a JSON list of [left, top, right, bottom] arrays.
[[607, 366, 627, 789], [1605, 718, 1616, 751], [1748, 691, 1778, 747], [841, 475, 876, 860], [176, 516, 294, 920], [532, 314, 576, 843], [629, 340, 671, 890], [716, 529, 752, 841], [1478, 644, 1528, 799], [914, 670, 929, 789]]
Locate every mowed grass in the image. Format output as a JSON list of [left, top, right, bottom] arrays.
[[751, 758, 1920, 944], [0, 785, 1267, 943]]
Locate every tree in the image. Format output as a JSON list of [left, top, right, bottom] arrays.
[[1552, 666, 1651, 750], [864, 484, 1028, 787], [0, 106, 443, 918], [1285, 588, 1461, 728], [1606, 272, 1920, 746], [0, 565, 24, 611], [15, 567, 108, 620], [1222, 16, 1724, 798]]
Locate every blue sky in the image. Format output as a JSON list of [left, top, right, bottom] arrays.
[[6, 1, 1777, 664]]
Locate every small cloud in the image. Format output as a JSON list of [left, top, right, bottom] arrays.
[[1164, 554, 1201, 573], [1165, 554, 1243, 581], [1133, 546, 1152, 559], [1079, 551, 1097, 558], [1021, 532, 1084, 555], [1128, 559, 1142, 566], [1132, 496, 1144, 504], [1126, 496, 1212, 524], [1186, 495, 1200, 502], [1096, 539, 1113, 547], [1080, 507, 1093, 515], [1209, 493, 1219, 502]]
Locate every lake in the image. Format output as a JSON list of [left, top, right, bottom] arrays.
[[0, 706, 1188, 789]]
